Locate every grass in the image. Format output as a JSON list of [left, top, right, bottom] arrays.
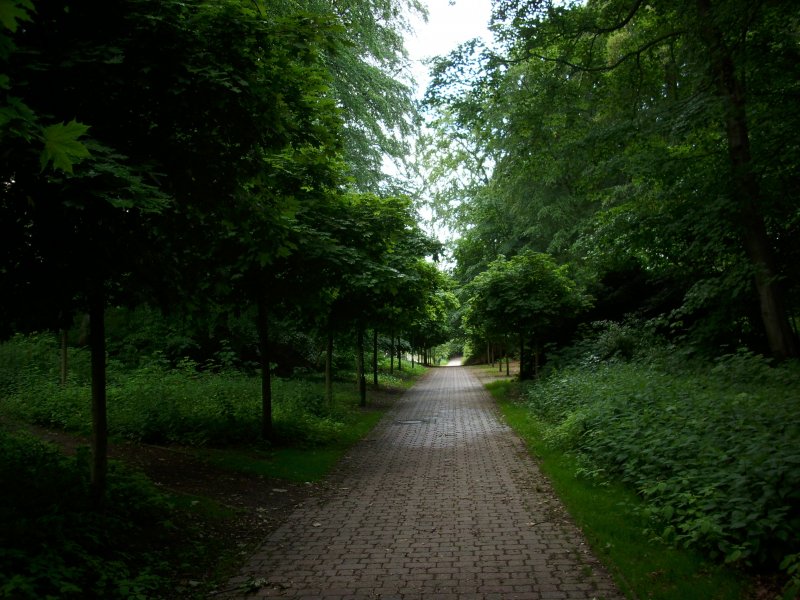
[[198, 408, 385, 482], [0, 333, 429, 599], [485, 374, 753, 600]]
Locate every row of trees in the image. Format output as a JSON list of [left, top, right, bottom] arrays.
[[423, 0, 800, 362], [1, 0, 454, 503]]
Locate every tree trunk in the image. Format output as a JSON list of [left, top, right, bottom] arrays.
[[357, 325, 366, 407], [372, 329, 378, 386], [696, 0, 798, 359], [257, 296, 273, 441], [325, 326, 333, 407], [390, 333, 394, 373], [59, 328, 68, 387], [88, 287, 107, 507], [397, 343, 402, 371]]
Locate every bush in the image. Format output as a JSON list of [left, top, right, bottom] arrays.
[[0, 430, 177, 599], [0, 333, 92, 396], [524, 351, 800, 571], [0, 339, 353, 447]]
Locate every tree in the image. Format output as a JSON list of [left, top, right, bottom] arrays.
[[464, 252, 588, 378], [1, 0, 347, 495], [489, 0, 799, 357], [318, 193, 436, 404], [426, 0, 800, 358], [265, 0, 425, 193]]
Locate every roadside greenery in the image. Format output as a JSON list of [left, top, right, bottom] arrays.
[[529, 353, 800, 567], [0, 332, 426, 599], [494, 384, 750, 600], [485, 329, 800, 597], [0, 333, 421, 449], [0, 431, 185, 599]]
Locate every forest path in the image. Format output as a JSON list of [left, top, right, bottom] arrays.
[[217, 366, 622, 599]]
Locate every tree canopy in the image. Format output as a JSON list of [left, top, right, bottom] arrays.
[[424, 0, 800, 360], [1, 0, 448, 499]]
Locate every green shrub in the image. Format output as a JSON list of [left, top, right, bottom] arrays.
[[0, 333, 93, 396], [1, 349, 357, 448], [524, 352, 800, 572], [0, 430, 176, 599]]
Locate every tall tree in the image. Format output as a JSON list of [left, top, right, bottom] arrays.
[[427, 0, 800, 358], [267, 0, 425, 192]]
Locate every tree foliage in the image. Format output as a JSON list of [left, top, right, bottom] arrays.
[[463, 251, 587, 376], [1, 0, 447, 499], [424, 0, 800, 359]]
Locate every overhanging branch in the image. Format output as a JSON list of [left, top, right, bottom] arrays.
[[523, 30, 685, 73]]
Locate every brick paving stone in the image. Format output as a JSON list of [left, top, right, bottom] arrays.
[[215, 366, 623, 599]]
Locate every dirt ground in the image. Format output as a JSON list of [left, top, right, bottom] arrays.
[[3, 417, 325, 596], [2, 388, 409, 596]]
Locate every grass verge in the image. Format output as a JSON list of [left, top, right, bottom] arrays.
[[0, 350, 426, 599], [197, 408, 385, 482], [484, 375, 753, 600]]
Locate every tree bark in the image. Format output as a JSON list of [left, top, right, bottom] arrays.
[[390, 332, 394, 373], [88, 287, 107, 507], [372, 329, 378, 386], [519, 334, 528, 380], [59, 328, 68, 387], [696, 0, 798, 359], [257, 296, 273, 441], [357, 325, 366, 407], [325, 326, 333, 407]]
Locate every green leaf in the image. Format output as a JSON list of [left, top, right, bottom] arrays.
[[0, 0, 33, 33], [39, 119, 91, 173]]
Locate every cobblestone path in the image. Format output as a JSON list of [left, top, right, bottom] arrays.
[[219, 366, 622, 599]]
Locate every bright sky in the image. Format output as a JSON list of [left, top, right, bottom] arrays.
[[387, 1, 494, 257], [405, 0, 493, 98]]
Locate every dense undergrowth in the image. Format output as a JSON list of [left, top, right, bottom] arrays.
[[0, 431, 189, 599], [513, 323, 800, 597], [0, 332, 424, 598], [0, 332, 420, 448]]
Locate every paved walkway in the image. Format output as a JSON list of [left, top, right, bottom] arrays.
[[220, 366, 622, 599]]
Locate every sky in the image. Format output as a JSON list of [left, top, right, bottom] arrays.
[[389, 0, 494, 255], [404, 0, 494, 98]]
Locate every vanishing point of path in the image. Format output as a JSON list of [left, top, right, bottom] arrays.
[[218, 366, 623, 600]]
